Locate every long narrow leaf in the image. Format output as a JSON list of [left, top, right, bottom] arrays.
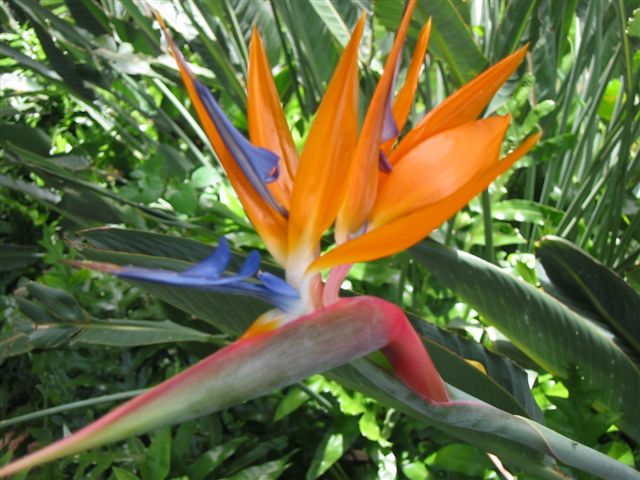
[[412, 239, 640, 442]]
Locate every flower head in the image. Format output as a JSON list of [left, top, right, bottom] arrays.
[[155, 1, 538, 318]]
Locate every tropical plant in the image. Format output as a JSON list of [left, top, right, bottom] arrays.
[[1, 0, 639, 478]]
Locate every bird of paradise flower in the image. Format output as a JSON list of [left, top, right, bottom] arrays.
[[0, 1, 540, 475]]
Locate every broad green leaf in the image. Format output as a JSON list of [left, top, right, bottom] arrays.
[[80, 228, 212, 262], [220, 454, 293, 480], [0, 245, 42, 272], [308, 0, 352, 49], [412, 240, 640, 443], [113, 467, 140, 480], [50, 154, 93, 171], [491, 199, 563, 227], [271, 0, 341, 110], [4, 144, 185, 227], [140, 427, 171, 480], [79, 248, 192, 271], [0, 333, 32, 363], [431, 443, 492, 476], [186, 438, 246, 480], [71, 319, 220, 347], [537, 236, 640, 354], [0, 41, 62, 82], [25, 283, 85, 323], [0, 174, 61, 205], [0, 124, 51, 156], [273, 387, 310, 422], [14, 0, 95, 100], [627, 7, 640, 37], [64, 0, 109, 37], [1, 316, 216, 358], [414, 316, 542, 421], [14, 0, 89, 47], [332, 359, 638, 479], [491, 0, 536, 59], [182, 1, 247, 108], [306, 416, 359, 480], [4, 284, 220, 360]]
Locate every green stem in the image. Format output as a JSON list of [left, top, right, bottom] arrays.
[[0, 389, 148, 430], [481, 190, 495, 263]]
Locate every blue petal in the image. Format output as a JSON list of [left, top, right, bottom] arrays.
[[238, 250, 261, 277], [182, 237, 230, 278], [257, 272, 300, 299], [114, 240, 299, 312], [194, 81, 287, 217]]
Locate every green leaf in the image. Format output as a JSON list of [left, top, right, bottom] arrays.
[[25, 283, 85, 323], [29, 18, 94, 99], [186, 438, 246, 480], [64, 0, 109, 37], [627, 7, 640, 37], [416, 0, 488, 86], [112, 467, 140, 480], [0, 41, 62, 82], [431, 443, 492, 476], [418, 322, 542, 422], [332, 359, 638, 479], [71, 319, 220, 347], [80, 228, 213, 262], [0, 245, 42, 272], [308, 0, 351, 49], [0, 124, 51, 157], [140, 427, 171, 480], [491, 199, 563, 226], [273, 387, 310, 422], [537, 236, 640, 354], [220, 454, 293, 480], [491, 0, 536, 59], [412, 240, 640, 443], [0, 174, 62, 205], [306, 416, 359, 480], [0, 333, 32, 363], [167, 183, 199, 215], [50, 154, 93, 171], [597, 78, 623, 121]]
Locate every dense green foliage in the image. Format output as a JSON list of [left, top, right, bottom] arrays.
[[1, 0, 639, 478]]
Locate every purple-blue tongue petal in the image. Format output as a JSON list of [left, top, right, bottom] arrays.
[[194, 81, 287, 217], [238, 250, 261, 277], [111, 239, 299, 312], [257, 271, 300, 299], [182, 237, 231, 277]]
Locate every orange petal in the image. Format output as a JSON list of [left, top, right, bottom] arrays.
[[248, 28, 299, 210], [371, 116, 510, 228], [390, 45, 528, 165], [310, 131, 541, 271], [388, 19, 431, 141], [335, 0, 416, 241], [286, 15, 365, 281], [158, 16, 288, 264]]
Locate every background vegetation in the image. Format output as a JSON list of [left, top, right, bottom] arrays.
[[1, 0, 639, 478]]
